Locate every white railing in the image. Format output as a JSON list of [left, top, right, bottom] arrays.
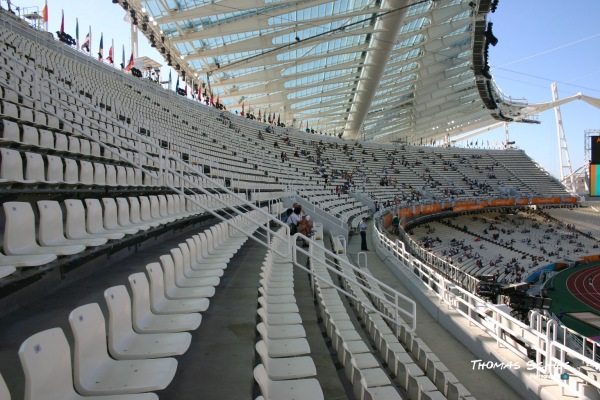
[[291, 232, 417, 334], [373, 218, 600, 394]]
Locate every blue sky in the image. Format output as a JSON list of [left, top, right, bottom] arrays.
[[21, 0, 600, 179]]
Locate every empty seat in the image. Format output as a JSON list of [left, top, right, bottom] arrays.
[[64, 199, 124, 241], [0, 148, 34, 183], [142, 265, 212, 314], [3, 202, 85, 257], [38, 200, 107, 247], [128, 272, 202, 333], [0, 265, 16, 279], [85, 199, 133, 238], [255, 340, 316, 381], [104, 286, 192, 359], [69, 303, 178, 396], [18, 327, 158, 400], [253, 364, 324, 400]]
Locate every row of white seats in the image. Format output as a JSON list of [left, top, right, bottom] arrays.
[[330, 237, 474, 400], [13, 209, 266, 399], [0, 193, 243, 274], [253, 231, 324, 400], [311, 234, 403, 400]]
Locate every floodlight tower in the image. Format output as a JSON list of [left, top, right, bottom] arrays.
[[552, 82, 575, 192]]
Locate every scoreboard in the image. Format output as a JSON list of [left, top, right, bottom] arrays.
[[590, 136, 600, 196]]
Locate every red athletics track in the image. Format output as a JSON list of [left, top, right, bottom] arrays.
[[566, 265, 600, 312]]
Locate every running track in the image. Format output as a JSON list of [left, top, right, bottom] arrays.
[[565, 265, 600, 312]]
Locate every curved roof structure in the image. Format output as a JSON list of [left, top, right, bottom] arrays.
[[120, 0, 521, 143]]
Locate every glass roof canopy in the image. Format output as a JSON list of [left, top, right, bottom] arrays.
[[129, 0, 503, 144]]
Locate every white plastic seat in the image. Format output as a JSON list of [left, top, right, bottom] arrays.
[[257, 307, 302, 326], [160, 255, 220, 298], [177, 242, 224, 278], [128, 197, 160, 228], [194, 232, 231, 264], [153, 259, 216, 298], [115, 198, 151, 231], [189, 236, 229, 268], [18, 327, 158, 400], [256, 320, 310, 357], [85, 199, 133, 237], [257, 296, 299, 314], [64, 199, 125, 241], [69, 303, 178, 396], [102, 198, 139, 235], [0, 119, 20, 141], [78, 160, 93, 185], [38, 200, 107, 247], [253, 364, 324, 400], [255, 340, 316, 381], [1, 148, 34, 183], [0, 265, 16, 278], [145, 263, 213, 308], [3, 202, 85, 256], [128, 272, 202, 333], [162, 251, 220, 287], [105, 164, 118, 186], [104, 286, 192, 359]]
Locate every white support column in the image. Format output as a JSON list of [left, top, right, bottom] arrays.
[[552, 82, 575, 192]]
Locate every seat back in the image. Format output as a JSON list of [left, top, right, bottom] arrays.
[[104, 285, 136, 357], [128, 272, 154, 329], [102, 198, 119, 230], [79, 160, 94, 185], [18, 327, 75, 400], [85, 199, 105, 234], [149, 196, 161, 220], [158, 195, 169, 218], [64, 199, 87, 239], [146, 263, 168, 305], [3, 202, 36, 255], [93, 162, 106, 186], [46, 155, 63, 182], [139, 196, 153, 222], [0, 372, 9, 400], [64, 158, 80, 184], [158, 254, 177, 287], [128, 197, 143, 224], [24, 152, 45, 182], [253, 364, 271, 398], [1, 148, 26, 182], [116, 198, 133, 227], [68, 303, 111, 393], [105, 164, 117, 186], [255, 340, 272, 372], [37, 200, 66, 245]]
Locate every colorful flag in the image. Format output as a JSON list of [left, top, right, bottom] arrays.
[[42, 1, 48, 23], [125, 52, 134, 71], [81, 33, 90, 52], [98, 33, 103, 61], [241, 103, 245, 117], [60, 10, 64, 34], [107, 43, 113, 64], [75, 18, 79, 49]]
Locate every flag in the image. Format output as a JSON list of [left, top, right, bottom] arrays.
[[60, 10, 64, 34], [75, 18, 79, 49], [184, 81, 188, 95], [125, 52, 134, 71], [81, 33, 90, 52], [107, 43, 113, 64], [277, 114, 280, 126], [168, 70, 172, 83], [258, 109, 261, 120], [209, 93, 214, 106], [175, 76, 179, 92], [197, 84, 201, 100], [98, 34, 103, 61], [42, 1, 48, 23], [121, 45, 125, 68], [241, 103, 245, 117]]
